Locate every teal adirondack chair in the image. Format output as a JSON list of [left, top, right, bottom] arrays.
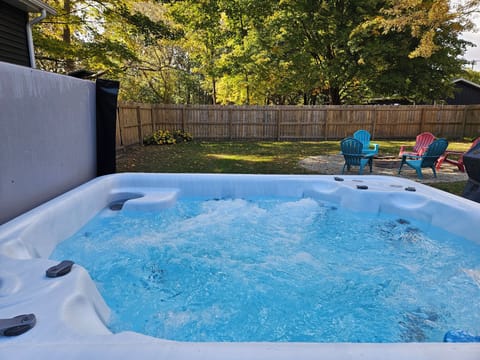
[[340, 137, 374, 175], [398, 138, 449, 179], [353, 130, 379, 156]]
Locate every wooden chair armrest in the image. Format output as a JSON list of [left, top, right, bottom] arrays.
[[444, 150, 463, 156], [402, 154, 422, 160], [417, 146, 429, 156]]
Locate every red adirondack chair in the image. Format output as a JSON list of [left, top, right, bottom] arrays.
[[436, 137, 480, 172], [398, 132, 435, 157]]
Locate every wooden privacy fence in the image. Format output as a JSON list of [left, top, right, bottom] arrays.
[[116, 103, 480, 148]]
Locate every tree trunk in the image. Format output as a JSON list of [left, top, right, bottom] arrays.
[[244, 72, 250, 105], [212, 77, 217, 104], [62, 0, 75, 73], [329, 87, 341, 105]]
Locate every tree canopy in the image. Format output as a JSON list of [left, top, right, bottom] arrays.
[[34, 0, 479, 104]]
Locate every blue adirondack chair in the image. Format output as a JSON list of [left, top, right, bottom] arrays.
[[398, 138, 449, 179], [340, 137, 374, 175], [353, 130, 379, 156]]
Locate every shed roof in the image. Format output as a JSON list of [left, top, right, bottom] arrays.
[[3, 0, 56, 15], [453, 78, 480, 91]]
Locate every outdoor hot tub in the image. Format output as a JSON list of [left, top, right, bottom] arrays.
[[0, 173, 479, 359]]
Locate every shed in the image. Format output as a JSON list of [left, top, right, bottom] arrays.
[[0, 0, 56, 68], [446, 78, 480, 105]]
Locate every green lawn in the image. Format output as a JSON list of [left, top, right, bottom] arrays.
[[116, 140, 470, 195]]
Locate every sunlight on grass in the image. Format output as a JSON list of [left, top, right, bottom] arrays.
[[207, 153, 275, 162], [257, 141, 305, 147]]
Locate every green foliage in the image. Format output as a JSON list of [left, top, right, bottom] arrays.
[[34, 0, 476, 105], [143, 129, 193, 145], [34, 0, 185, 90], [173, 129, 193, 143], [463, 70, 480, 85], [114, 4, 181, 44]]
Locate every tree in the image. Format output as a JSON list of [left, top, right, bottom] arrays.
[[168, 0, 229, 104], [33, 0, 478, 104], [355, 0, 474, 102], [35, 0, 138, 74], [271, 0, 386, 104], [34, 0, 190, 102], [219, 0, 321, 105]]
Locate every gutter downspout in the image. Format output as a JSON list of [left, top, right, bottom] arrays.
[[26, 9, 47, 69]]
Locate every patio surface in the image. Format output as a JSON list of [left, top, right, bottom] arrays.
[[298, 155, 468, 184]]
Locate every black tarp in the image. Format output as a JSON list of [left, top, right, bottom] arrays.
[[462, 142, 480, 202], [96, 79, 120, 176]]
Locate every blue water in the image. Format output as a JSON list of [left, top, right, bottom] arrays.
[[51, 197, 480, 342]]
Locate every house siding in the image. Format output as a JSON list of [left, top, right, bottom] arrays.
[[0, 1, 30, 67]]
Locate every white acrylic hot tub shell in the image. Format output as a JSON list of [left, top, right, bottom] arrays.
[[0, 173, 479, 359]]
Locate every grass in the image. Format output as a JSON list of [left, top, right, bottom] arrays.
[[116, 140, 470, 196], [117, 141, 340, 174]]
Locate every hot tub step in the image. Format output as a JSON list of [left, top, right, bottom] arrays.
[[121, 190, 179, 212]]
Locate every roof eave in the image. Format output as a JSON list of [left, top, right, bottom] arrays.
[[453, 78, 480, 90], [4, 0, 57, 15]]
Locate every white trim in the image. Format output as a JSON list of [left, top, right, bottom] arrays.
[[26, 8, 46, 68]]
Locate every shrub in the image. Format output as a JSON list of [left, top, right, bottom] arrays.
[[143, 129, 193, 145], [173, 129, 193, 143]]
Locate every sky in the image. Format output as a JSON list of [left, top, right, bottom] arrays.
[[453, 0, 480, 70], [461, 17, 480, 70]]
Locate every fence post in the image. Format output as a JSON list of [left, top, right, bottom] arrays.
[[419, 107, 425, 134], [116, 106, 123, 149], [136, 105, 143, 145], [371, 106, 377, 139], [228, 107, 233, 140], [180, 106, 184, 131], [323, 108, 328, 140], [263, 107, 267, 140], [436, 106, 443, 136], [276, 108, 281, 141], [150, 106, 155, 134], [461, 105, 469, 139]]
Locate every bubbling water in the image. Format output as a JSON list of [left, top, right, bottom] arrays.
[[51, 197, 480, 342]]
